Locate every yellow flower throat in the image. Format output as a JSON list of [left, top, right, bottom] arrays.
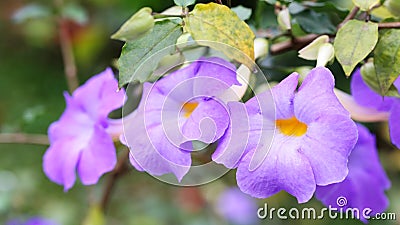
[[182, 102, 199, 118], [275, 116, 307, 136]]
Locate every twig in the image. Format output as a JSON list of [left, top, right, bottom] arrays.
[[379, 22, 400, 29], [270, 21, 400, 55], [152, 13, 184, 19], [0, 133, 49, 145], [55, 0, 79, 93], [270, 34, 319, 55], [99, 149, 130, 212], [338, 6, 360, 29]]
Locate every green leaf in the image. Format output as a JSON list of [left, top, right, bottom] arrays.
[[231, 5, 252, 20], [62, 3, 88, 25], [294, 10, 336, 34], [385, 0, 400, 16], [184, 3, 255, 68], [117, 20, 182, 87], [264, 0, 277, 4], [288, 2, 307, 14], [361, 60, 400, 97], [111, 7, 155, 42], [373, 29, 400, 95], [352, 0, 380, 11], [12, 4, 51, 23], [174, 0, 196, 7], [334, 20, 378, 76], [302, 2, 349, 18]]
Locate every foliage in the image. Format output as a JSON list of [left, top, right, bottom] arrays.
[[2, 0, 400, 225]]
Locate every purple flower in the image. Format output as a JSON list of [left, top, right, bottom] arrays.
[[316, 124, 390, 222], [43, 68, 126, 191], [214, 67, 358, 203], [351, 69, 400, 148], [216, 187, 259, 225], [7, 217, 59, 225], [122, 57, 240, 181]]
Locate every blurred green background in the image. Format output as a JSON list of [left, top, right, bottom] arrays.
[[0, 0, 399, 225]]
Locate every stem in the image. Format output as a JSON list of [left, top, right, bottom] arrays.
[[270, 34, 319, 55], [0, 133, 49, 145], [152, 13, 184, 19], [58, 19, 79, 93], [99, 149, 130, 212], [54, 0, 79, 93], [215, 0, 222, 4], [338, 6, 360, 29], [379, 22, 400, 29]]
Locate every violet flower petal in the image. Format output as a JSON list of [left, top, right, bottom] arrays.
[[316, 124, 390, 222], [350, 68, 395, 112]]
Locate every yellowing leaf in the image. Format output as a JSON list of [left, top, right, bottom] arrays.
[[361, 59, 400, 97], [352, 0, 380, 11], [184, 3, 255, 68], [334, 20, 378, 76], [373, 29, 400, 95], [111, 7, 154, 42]]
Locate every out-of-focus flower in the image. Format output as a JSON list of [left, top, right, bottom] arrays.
[[43, 68, 126, 191], [7, 217, 59, 225], [214, 67, 358, 203], [351, 69, 400, 148], [123, 57, 240, 181], [216, 187, 259, 225], [316, 124, 390, 223], [333, 88, 390, 122]]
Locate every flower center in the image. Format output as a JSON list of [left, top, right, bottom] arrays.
[[182, 101, 199, 118], [275, 116, 307, 137]]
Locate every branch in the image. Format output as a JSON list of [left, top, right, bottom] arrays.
[[99, 149, 130, 212], [378, 22, 400, 29], [338, 6, 360, 29], [270, 34, 319, 55], [0, 133, 49, 145]]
